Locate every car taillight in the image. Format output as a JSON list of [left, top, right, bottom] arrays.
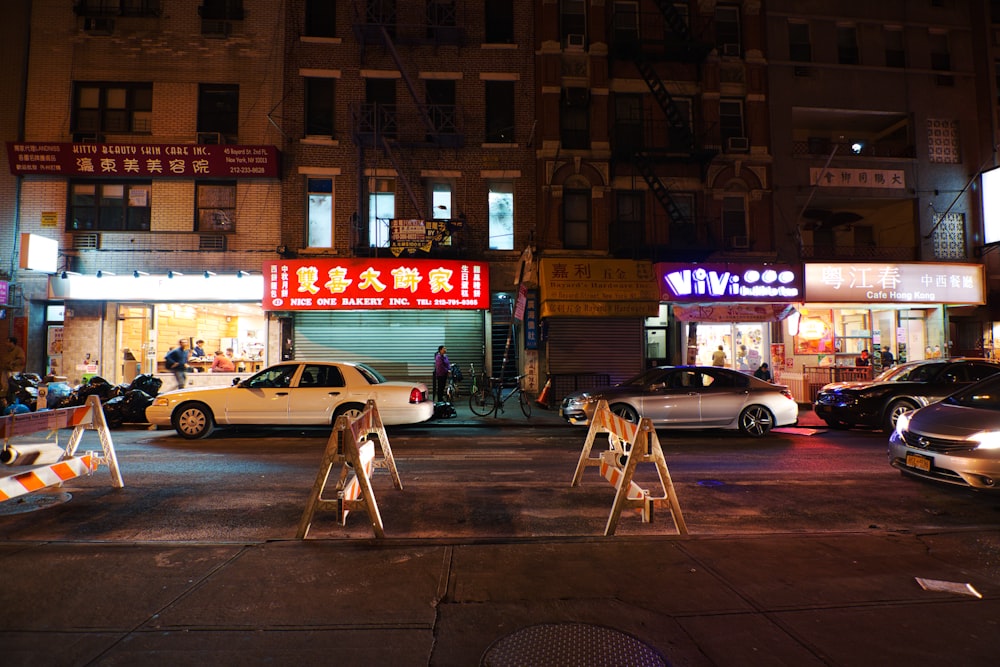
[[409, 388, 423, 404], [781, 389, 794, 400]]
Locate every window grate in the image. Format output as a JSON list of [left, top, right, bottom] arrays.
[[73, 233, 100, 250], [199, 234, 228, 251]]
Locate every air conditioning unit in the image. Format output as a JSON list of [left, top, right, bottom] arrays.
[[566, 33, 585, 51], [72, 233, 100, 250], [83, 17, 114, 34], [727, 136, 749, 152], [722, 43, 741, 57], [730, 235, 750, 250], [199, 234, 228, 251]]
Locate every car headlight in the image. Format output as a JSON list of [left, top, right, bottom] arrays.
[[893, 411, 911, 436], [970, 431, 1000, 450]]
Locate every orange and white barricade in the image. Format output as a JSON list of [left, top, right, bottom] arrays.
[[0, 395, 124, 502], [297, 400, 401, 539], [571, 400, 687, 536]]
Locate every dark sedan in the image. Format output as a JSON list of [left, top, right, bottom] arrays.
[[813, 358, 1000, 432]]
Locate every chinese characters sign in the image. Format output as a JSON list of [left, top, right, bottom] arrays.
[[656, 262, 801, 302], [263, 259, 489, 311], [809, 167, 905, 189], [805, 262, 984, 304], [6, 142, 279, 178], [538, 259, 659, 318], [389, 218, 460, 256]]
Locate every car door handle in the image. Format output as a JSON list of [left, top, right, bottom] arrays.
[[328, 391, 341, 396], [276, 391, 289, 396]]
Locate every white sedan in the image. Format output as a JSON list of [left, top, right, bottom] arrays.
[[146, 361, 435, 439]]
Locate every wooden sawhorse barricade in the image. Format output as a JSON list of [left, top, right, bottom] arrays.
[[0, 395, 124, 502], [297, 400, 402, 539], [571, 400, 687, 536]]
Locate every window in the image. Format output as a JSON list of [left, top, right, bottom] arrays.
[[430, 180, 453, 219], [199, 0, 244, 20], [718, 99, 744, 149], [715, 5, 740, 53], [788, 21, 811, 62], [837, 25, 859, 64], [426, 80, 457, 134], [488, 181, 514, 250], [485, 81, 515, 143], [563, 188, 590, 249], [612, 192, 644, 253], [613, 94, 643, 157], [69, 181, 151, 231], [369, 177, 394, 248], [721, 195, 746, 241], [484, 0, 514, 43], [668, 98, 693, 150], [885, 27, 905, 67], [307, 178, 334, 248], [560, 0, 586, 41], [612, 1, 639, 46], [304, 0, 336, 37], [664, 3, 689, 38], [305, 78, 335, 137], [668, 193, 696, 241], [76, 0, 160, 16], [365, 78, 397, 139], [929, 30, 950, 70], [196, 182, 236, 232], [560, 88, 590, 149], [72, 82, 152, 139], [197, 84, 239, 143]]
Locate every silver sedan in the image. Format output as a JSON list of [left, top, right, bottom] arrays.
[[559, 366, 799, 437]]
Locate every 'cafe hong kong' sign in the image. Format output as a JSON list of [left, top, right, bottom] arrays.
[[263, 258, 489, 311], [656, 262, 802, 302]]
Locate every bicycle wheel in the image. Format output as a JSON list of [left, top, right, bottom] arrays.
[[469, 388, 496, 416], [519, 389, 532, 418]]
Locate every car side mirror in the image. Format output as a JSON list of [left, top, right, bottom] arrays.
[[233, 377, 243, 387]]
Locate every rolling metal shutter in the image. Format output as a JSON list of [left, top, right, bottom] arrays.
[[545, 318, 644, 402], [292, 310, 485, 387]]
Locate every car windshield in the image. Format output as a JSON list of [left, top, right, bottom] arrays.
[[945, 375, 1000, 410], [356, 363, 387, 384], [877, 361, 948, 383]]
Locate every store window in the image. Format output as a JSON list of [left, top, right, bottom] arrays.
[[72, 82, 152, 141], [197, 84, 239, 144], [69, 181, 151, 231], [196, 181, 236, 232], [369, 177, 394, 248], [304, 77, 335, 137], [488, 181, 514, 250], [307, 177, 333, 248]]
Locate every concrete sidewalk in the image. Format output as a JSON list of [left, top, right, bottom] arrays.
[[1, 529, 998, 666]]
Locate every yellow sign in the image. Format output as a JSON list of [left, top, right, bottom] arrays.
[[539, 259, 659, 318], [41, 212, 58, 228]]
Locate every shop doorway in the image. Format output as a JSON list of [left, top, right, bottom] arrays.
[[116, 303, 153, 384], [687, 322, 770, 373]]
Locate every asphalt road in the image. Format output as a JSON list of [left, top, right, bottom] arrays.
[[2, 415, 998, 542]]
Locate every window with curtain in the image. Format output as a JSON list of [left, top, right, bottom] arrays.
[[307, 177, 333, 248]]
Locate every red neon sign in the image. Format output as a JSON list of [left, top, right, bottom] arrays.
[[262, 259, 489, 311]]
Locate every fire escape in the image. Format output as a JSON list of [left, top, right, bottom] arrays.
[[351, 1, 465, 254], [611, 1, 718, 261]]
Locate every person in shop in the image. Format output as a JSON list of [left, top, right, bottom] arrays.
[[164, 339, 191, 390], [753, 362, 772, 382], [881, 348, 895, 368], [434, 345, 450, 403], [191, 339, 207, 358], [211, 349, 235, 372], [855, 349, 871, 366], [711, 345, 727, 367], [737, 344, 749, 370]]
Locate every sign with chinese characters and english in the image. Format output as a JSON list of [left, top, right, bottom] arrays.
[[538, 259, 659, 318], [263, 259, 489, 311], [6, 142, 280, 178], [804, 262, 985, 304], [809, 167, 905, 189], [656, 262, 801, 302]]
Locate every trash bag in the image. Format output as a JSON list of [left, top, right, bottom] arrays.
[[78, 376, 114, 402], [433, 402, 457, 419], [3, 398, 31, 415], [121, 390, 154, 423], [101, 395, 126, 428], [43, 381, 73, 410], [129, 374, 162, 397]]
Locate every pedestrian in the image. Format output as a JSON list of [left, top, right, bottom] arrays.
[[434, 345, 450, 403], [753, 362, 772, 382], [855, 349, 870, 367], [0, 336, 26, 401], [881, 348, 894, 368], [711, 345, 727, 367], [164, 339, 190, 390]]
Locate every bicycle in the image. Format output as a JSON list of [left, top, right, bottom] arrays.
[[468, 362, 485, 399], [443, 363, 462, 404], [469, 373, 532, 418]]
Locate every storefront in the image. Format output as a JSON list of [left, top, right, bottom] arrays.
[[655, 262, 802, 376], [784, 261, 986, 402], [537, 258, 659, 399], [47, 272, 269, 387], [262, 258, 489, 386]]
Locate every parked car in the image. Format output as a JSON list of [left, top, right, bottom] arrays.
[[889, 372, 1000, 490], [146, 361, 434, 439], [559, 366, 799, 437], [813, 358, 1000, 432]]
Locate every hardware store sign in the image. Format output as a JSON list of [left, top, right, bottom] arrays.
[[263, 259, 489, 311], [539, 259, 659, 317]]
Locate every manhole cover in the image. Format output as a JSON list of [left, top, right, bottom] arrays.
[[482, 623, 667, 667], [0, 491, 72, 515]]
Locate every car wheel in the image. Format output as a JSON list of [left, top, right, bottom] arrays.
[[609, 403, 640, 423], [333, 403, 366, 423], [172, 402, 215, 439], [739, 405, 774, 437], [883, 399, 917, 433]]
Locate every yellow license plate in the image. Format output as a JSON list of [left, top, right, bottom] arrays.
[[906, 453, 932, 472]]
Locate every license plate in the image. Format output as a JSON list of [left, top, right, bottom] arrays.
[[906, 453, 933, 472]]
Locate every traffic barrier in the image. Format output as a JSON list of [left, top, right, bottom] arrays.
[[0, 395, 125, 503], [571, 400, 687, 536], [297, 400, 402, 539]]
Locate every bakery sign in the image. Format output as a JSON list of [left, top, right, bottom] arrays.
[[656, 262, 802, 302], [263, 258, 489, 311], [6, 142, 279, 178]]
